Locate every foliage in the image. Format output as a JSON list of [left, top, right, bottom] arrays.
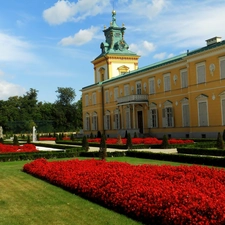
[[223, 129, 225, 142], [24, 158, 225, 224], [126, 133, 132, 150], [216, 132, 224, 149], [162, 134, 169, 149], [133, 132, 137, 138], [82, 135, 89, 152], [97, 130, 101, 138], [90, 132, 94, 139], [13, 135, 19, 146], [99, 134, 107, 160], [27, 135, 31, 144]]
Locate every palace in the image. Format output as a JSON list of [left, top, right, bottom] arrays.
[[81, 10, 225, 139]]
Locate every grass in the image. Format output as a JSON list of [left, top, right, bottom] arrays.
[[0, 157, 191, 225]]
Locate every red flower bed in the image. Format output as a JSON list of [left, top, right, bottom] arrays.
[[23, 158, 225, 224], [39, 137, 56, 141], [0, 143, 38, 153], [88, 137, 193, 145]]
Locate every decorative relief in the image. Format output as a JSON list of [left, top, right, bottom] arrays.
[[173, 74, 178, 85], [209, 63, 215, 76], [157, 79, 161, 88]]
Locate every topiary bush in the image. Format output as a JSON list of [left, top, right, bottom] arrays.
[[216, 132, 224, 149], [82, 135, 89, 152], [99, 134, 107, 160], [126, 133, 132, 150], [162, 134, 169, 149]]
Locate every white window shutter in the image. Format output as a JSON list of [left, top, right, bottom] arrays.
[[155, 109, 158, 127]]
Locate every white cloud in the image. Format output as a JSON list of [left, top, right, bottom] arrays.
[[0, 32, 35, 62], [59, 26, 99, 46], [130, 41, 155, 56], [0, 74, 26, 100], [43, 0, 110, 25], [153, 52, 166, 60]]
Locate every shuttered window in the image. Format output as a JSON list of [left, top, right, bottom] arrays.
[[149, 78, 155, 94], [114, 87, 118, 101], [220, 58, 225, 79], [222, 99, 225, 125], [197, 64, 206, 84], [104, 114, 110, 130], [181, 70, 188, 88], [105, 90, 109, 103], [148, 108, 158, 128], [182, 104, 190, 127], [162, 107, 174, 127], [136, 82, 142, 94], [124, 85, 130, 96], [164, 74, 171, 91], [198, 102, 208, 126], [125, 110, 130, 129]]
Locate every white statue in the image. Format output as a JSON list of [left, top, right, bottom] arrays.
[[32, 126, 37, 142]]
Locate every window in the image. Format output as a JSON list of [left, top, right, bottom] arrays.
[[163, 74, 171, 92], [136, 82, 142, 94], [196, 63, 206, 84], [148, 104, 158, 128], [180, 69, 188, 88], [180, 98, 190, 127], [149, 78, 155, 94], [113, 109, 120, 129], [104, 111, 110, 130], [220, 57, 225, 79], [114, 87, 118, 101], [196, 94, 208, 126], [162, 101, 174, 127], [182, 104, 190, 127], [84, 113, 90, 130], [85, 95, 89, 106], [105, 90, 109, 103], [92, 112, 98, 130], [219, 91, 225, 125], [92, 92, 96, 105], [125, 109, 131, 129], [124, 84, 130, 96]]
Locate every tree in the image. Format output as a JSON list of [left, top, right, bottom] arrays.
[[223, 129, 225, 142], [55, 87, 76, 106]]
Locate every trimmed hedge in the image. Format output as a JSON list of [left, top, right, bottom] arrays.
[[126, 151, 225, 167], [0, 151, 80, 162], [178, 148, 225, 156]]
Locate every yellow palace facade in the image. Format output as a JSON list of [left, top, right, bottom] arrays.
[[81, 11, 225, 139]]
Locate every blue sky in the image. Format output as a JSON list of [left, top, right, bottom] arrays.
[[0, 0, 225, 103]]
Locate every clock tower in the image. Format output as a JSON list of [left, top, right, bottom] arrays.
[[92, 10, 140, 83]]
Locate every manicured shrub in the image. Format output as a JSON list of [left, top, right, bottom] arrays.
[[82, 135, 89, 152], [13, 135, 19, 146], [133, 132, 137, 138], [27, 135, 31, 144], [162, 134, 169, 149], [223, 129, 225, 142], [126, 133, 132, 150], [216, 132, 224, 149], [99, 134, 107, 160]]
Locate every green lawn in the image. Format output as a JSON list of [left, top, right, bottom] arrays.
[[0, 157, 190, 225]]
